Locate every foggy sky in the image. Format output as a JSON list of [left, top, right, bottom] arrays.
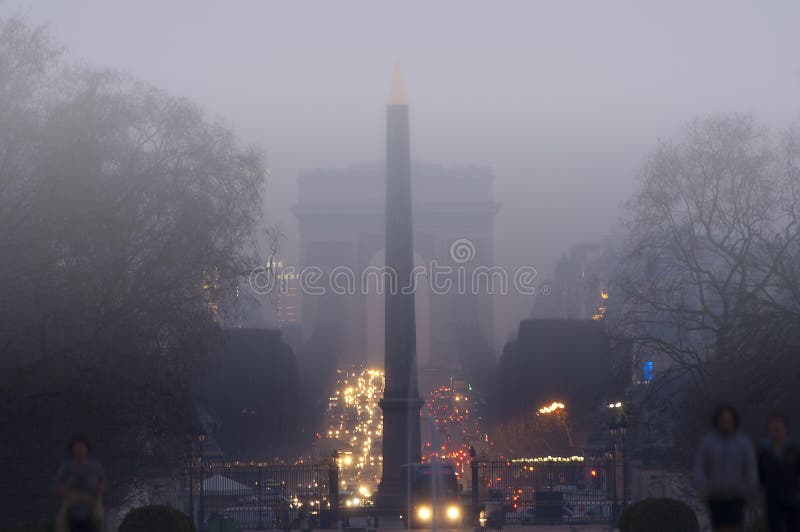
[[12, 0, 800, 347]]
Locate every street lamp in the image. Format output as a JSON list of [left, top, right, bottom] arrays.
[[609, 414, 629, 523], [469, 446, 478, 526], [187, 434, 195, 526], [329, 449, 340, 526], [618, 416, 628, 508], [198, 432, 207, 532]]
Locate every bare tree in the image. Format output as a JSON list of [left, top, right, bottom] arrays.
[[0, 17, 267, 522], [616, 114, 800, 413]]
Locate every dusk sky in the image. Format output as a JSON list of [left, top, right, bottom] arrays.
[[15, 0, 800, 345]]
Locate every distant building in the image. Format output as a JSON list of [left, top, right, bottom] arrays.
[[202, 267, 222, 324], [195, 328, 301, 458], [275, 260, 299, 327], [533, 238, 620, 321], [532, 238, 664, 388], [492, 319, 632, 456], [248, 256, 303, 347], [292, 161, 499, 378]]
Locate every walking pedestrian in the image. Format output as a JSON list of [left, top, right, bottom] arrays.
[[280, 504, 291, 532], [54, 435, 106, 532], [301, 511, 312, 532], [694, 405, 759, 532], [758, 411, 800, 532]]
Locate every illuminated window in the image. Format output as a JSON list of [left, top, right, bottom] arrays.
[[642, 360, 654, 383]]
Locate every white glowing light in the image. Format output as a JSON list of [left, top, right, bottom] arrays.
[[446, 505, 461, 520]]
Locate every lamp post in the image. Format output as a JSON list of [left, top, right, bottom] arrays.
[[198, 432, 207, 532], [619, 416, 628, 508], [469, 446, 478, 525], [187, 435, 195, 526], [329, 449, 340, 527], [609, 412, 628, 524]]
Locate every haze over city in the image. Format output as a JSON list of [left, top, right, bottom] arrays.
[[19, 1, 800, 346], [4, 2, 800, 531]]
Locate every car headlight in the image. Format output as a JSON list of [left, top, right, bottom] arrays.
[[446, 505, 460, 521], [417, 506, 432, 521]]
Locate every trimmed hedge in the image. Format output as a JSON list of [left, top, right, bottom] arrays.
[[746, 516, 767, 532], [0, 525, 52, 532], [620, 498, 699, 532], [119, 505, 195, 532]]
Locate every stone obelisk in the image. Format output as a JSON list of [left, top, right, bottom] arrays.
[[378, 65, 423, 509]]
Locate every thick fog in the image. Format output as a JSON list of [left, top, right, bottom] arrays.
[[17, 0, 800, 346]]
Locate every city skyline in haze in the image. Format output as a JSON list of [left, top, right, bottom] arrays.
[[14, 0, 800, 347]]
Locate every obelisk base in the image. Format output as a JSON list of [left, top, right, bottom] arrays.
[[377, 395, 423, 511]]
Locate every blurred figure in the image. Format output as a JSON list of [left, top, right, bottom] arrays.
[[54, 436, 106, 532], [301, 510, 312, 532], [694, 405, 759, 532], [758, 411, 800, 532], [280, 504, 291, 532]]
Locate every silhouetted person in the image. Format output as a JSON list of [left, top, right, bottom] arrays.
[[758, 412, 800, 532], [280, 504, 291, 532], [301, 511, 312, 532], [694, 405, 758, 532], [54, 436, 106, 532]]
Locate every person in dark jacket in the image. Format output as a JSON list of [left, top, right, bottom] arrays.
[[694, 405, 759, 532], [758, 411, 800, 532], [54, 436, 106, 532]]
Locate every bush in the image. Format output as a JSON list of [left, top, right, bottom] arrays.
[[620, 498, 699, 532], [119, 505, 195, 532], [746, 516, 767, 532], [0, 525, 52, 532]]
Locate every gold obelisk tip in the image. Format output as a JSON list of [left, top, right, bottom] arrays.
[[388, 63, 407, 105]]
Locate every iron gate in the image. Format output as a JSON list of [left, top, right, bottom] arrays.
[[473, 458, 614, 525], [186, 462, 337, 530], [184, 459, 614, 528]]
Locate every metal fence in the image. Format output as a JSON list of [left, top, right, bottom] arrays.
[[473, 458, 614, 525], [183, 458, 615, 529], [186, 462, 337, 530]]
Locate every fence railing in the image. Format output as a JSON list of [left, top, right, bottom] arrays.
[[182, 458, 616, 529], [473, 458, 614, 525], [185, 462, 337, 530]]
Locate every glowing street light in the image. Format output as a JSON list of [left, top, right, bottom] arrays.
[[538, 401, 566, 415]]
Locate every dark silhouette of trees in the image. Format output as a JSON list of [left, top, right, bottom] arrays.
[[196, 329, 302, 459], [616, 114, 800, 446], [491, 319, 631, 456], [294, 321, 345, 444], [0, 17, 266, 522]]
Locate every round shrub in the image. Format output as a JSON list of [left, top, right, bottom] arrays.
[[746, 516, 767, 532], [0, 524, 52, 532], [620, 498, 699, 532], [119, 505, 195, 532]]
